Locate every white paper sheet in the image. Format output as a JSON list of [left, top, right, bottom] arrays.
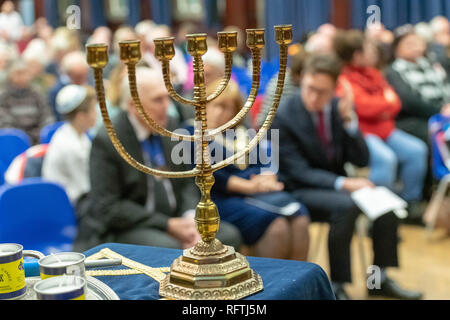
[[351, 187, 408, 220]]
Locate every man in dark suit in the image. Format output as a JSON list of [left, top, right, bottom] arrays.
[[272, 54, 422, 300], [75, 67, 241, 252]]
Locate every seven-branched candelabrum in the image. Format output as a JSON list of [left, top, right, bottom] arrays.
[[86, 25, 292, 300]]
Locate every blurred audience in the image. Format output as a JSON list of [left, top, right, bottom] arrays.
[[22, 38, 55, 95], [272, 54, 422, 300], [334, 30, 428, 219], [0, 59, 53, 144], [385, 25, 450, 143], [0, 0, 24, 43]]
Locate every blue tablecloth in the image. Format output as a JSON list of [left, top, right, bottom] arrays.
[[84, 243, 335, 300]]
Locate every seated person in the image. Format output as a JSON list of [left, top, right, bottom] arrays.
[[0, 60, 54, 145], [385, 25, 450, 143], [184, 80, 310, 261], [272, 54, 423, 300], [257, 46, 307, 128], [5, 144, 49, 184], [42, 85, 98, 205], [334, 30, 428, 219], [74, 68, 242, 252]]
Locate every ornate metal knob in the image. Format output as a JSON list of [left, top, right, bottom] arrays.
[[274, 25, 293, 45], [86, 44, 109, 69], [119, 40, 142, 64], [246, 29, 266, 49], [217, 31, 238, 53], [154, 37, 176, 61], [186, 34, 208, 56]]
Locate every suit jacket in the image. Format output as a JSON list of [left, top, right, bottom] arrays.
[[75, 111, 199, 251], [271, 94, 370, 191]]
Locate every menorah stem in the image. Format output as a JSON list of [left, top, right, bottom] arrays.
[[190, 53, 222, 245], [192, 55, 211, 171]]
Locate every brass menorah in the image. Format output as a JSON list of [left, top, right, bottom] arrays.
[[86, 24, 292, 300]]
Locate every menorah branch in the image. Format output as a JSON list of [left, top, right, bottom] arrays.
[[204, 47, 262, 140], [206, 52, 233, 103], [127, 63, 195, 142], [211, 42, 289, 172], [91, 66, 199, 179], [161, 60, 196, 106]]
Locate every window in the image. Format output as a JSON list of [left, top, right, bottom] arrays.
[[174, 0, 204, 21], [106, 0, 129, 23]]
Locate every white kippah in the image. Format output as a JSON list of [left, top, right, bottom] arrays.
[[56, 85, 87, 115]]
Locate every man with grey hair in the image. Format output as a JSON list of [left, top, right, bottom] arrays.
[[49, 51, 91, 121], [75, 67, 242, 252], [429, 16, 450, 74], [0, 59, 53, 145]]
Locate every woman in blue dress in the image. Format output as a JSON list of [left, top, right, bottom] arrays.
[[185, 79, 310, 261]]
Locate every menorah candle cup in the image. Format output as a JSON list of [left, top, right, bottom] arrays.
[[86, 44, 109, 69], [34, 276, 86, 300], [275, 25, 293, 45], [38, 252, 86, 280], [217, 31, 238, 53], [246, 29, 266, 49], [154, 37, 176, 61], [186, 34, 208, 56], [119, 40, 142, 64], [0, 244, 44, 300]]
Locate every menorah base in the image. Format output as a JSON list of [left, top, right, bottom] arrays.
[[159, 239, 264, 300]]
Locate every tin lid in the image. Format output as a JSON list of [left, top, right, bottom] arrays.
[[0, 243, 22, 256], [39, 252, 85, 268], [0, 244, 23, 263], [34, 276, 86, 300]]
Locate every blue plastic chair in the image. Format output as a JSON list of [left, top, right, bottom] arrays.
[[40, 121, 65, 144], [0, 160, 5, 186], [429, 114, 450, 180], [259, 59, 280, 96], [425, 114, 450, 236], [0, 178, 77, 254], [232, 66, 252, 96], [0, 129, 31, 169]]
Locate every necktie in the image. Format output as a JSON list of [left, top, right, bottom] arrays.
[[317, 111, 329, 146], [316, 111, 334, 161], [141, 136, 176, 213], [142, 135, 166, 169]]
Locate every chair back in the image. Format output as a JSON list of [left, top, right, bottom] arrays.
[[0, 178, 77, 254], [429, 114, 450, 180], [40, 121, 65, 144], [0, 129, 31, 169], [0, 161, 6, 186]]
